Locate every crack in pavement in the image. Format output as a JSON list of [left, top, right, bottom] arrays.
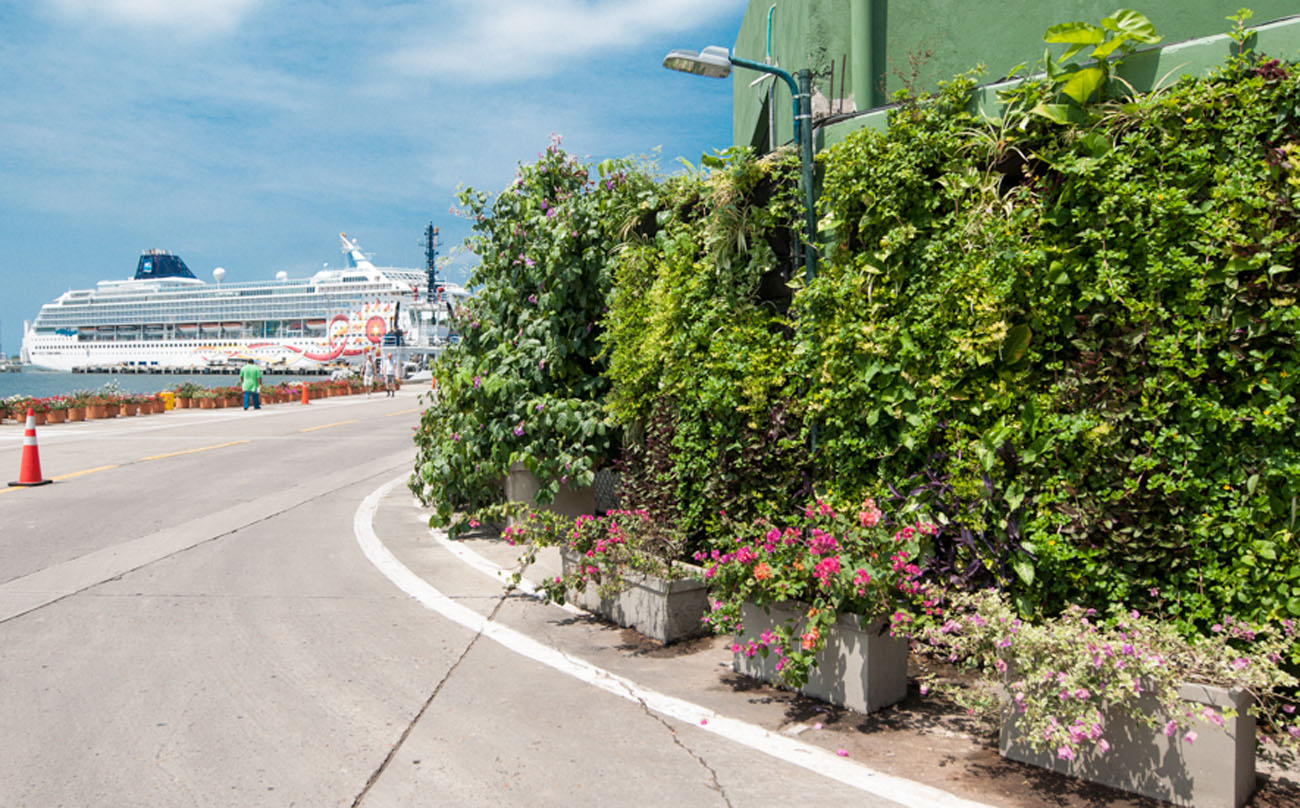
[[606, 668, 734, 808], [350, 586, 512, 807]]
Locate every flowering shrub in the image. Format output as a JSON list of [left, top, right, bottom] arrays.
[[908, 587, 1300, 762], [703, 496, 930, 687], [496, 504, 692, 603], [410, 137, 657, 533]]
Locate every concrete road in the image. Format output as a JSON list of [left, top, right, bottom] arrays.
[[0, 391, 980, 808]]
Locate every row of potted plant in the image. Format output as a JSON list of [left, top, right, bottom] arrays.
[[168, 378, 397, 409], [1, 390, 169, 424], [498, 491, 1299, 807]]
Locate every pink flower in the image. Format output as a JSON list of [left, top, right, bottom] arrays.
[[1164, 720, 1178, 737], [1096, 739, 1110, 755], [858, 499, 882, 528], [1184, 731, 1198, 744], [1232, 657, 1250, 669], [700, 718, 708, 726], [1057, 746, 1076, 761], [813, 555, 841, 585], [809, 529, 837, 556], [836, 748, 849, 757]]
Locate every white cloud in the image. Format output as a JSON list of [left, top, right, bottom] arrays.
[[48, 0, 262, 33], [390, 0, 742, 81]]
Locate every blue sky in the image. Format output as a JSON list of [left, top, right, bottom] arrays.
[[0, 0, 747, 356]]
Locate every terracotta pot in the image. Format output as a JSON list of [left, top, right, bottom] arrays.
[[46, 410, 67, 424], [86, 405, 108, 419], [121, 403, 137, 416], [31, 412, 47, 426], [178, 398, 192, 409], [67, 407, 85, 422], [104, 405, 119, 417], [199, 398, 215, 409]]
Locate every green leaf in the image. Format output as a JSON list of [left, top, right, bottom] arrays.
[[1012, 558, 1036, 586], [1044, 21, 1105, 46], [1058, 65, 1106, 105], [1078, 132, 1112, 158], [1002, 323, 1032, 365], [1101, 9, 1161, 43], [1030, 103, 1090, 125]]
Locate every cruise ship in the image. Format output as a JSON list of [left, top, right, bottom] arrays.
[[21, 234, 469, 372]]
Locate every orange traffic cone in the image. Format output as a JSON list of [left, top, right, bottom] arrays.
[[10, 408, 52, 487], [300, 384, 310, 405]]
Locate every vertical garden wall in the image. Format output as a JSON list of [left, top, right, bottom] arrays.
[[414, 17, 1300, 637]]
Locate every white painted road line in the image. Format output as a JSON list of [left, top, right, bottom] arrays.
[[357, 475, 996, 808]]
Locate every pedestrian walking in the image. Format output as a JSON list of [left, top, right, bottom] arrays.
[[362, 352, 375, 396], [381, 353, 396, 397], [240, 361, 263, 410]]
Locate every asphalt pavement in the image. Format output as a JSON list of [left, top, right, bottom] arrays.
[[3, 390, 1242, 807]]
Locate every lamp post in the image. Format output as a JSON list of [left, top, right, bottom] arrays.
[[663, 46, 817, 281]]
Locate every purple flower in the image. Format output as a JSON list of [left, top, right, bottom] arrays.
[[528, 294, 538, 304], [472, 376, 482, 388], [512, 423, 524, 437]]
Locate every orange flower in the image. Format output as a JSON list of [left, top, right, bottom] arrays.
[[801, 627, 820, 650], [753, 561, 772, 581]]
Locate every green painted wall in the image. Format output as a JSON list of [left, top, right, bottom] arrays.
[[732, 1, 1300, 150]]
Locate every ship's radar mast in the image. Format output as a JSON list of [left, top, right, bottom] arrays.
[[424, 223, 439, 302]]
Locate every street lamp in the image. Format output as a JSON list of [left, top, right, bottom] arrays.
[[663, 46, 817, 281]]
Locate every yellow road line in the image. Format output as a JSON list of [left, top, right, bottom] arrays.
[[299, 419, 358, 432], [53, 465, 120, 481], [1, 464, 119, 492], [140, 440, 250, 461], [385, 408, 422, 417]]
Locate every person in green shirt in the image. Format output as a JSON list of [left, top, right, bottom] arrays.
[[240, 361, 263, 410]]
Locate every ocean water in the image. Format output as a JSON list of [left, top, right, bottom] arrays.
[[0, 370, 326, 400]]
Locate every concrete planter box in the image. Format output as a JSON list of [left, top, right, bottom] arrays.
[[559, 548, 709, 644], [733, 600, 908, 714], [1000, 683, 1255, 808], [504, 462, 596, 520]]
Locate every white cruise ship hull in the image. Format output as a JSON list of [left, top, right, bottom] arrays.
[[21, 234, 468, 372]]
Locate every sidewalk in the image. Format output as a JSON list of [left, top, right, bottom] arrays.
[[369, 482, 1300, 808]]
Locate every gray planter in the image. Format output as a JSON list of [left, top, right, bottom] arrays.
[[733, 600, 908, 714], [1000, 683, 1255, 808], [504, 462, 595, 520], [559, 548, 709, 644]]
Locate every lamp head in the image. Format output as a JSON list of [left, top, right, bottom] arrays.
[[662, 45, 731, 78]]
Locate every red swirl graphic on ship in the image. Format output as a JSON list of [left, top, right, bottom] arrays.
[[271, 311, 382, 361], [288, 314, 350, 361]]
